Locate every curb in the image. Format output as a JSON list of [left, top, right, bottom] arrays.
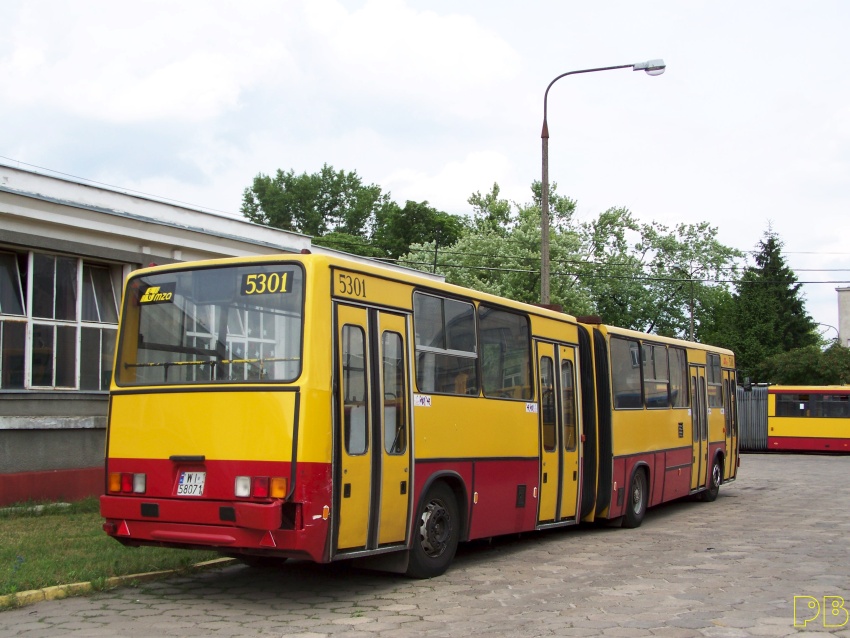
[[0, 557, 236, 610]]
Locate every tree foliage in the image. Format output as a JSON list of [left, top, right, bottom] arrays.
[[241, 164, 389, 237], [401, 182, 593, 312], [243, 169, 823, 369], [706, 230, 818, 379], [373, 200, 467, 261], [753, 343, 850, 385], [573, 210, 741, 336], [241, 164, 464, 260]]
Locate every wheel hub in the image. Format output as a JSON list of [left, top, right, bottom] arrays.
[[419, 500, 450, 557]]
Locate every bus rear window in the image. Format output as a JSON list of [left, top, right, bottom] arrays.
[[116, 264, 304, 385]]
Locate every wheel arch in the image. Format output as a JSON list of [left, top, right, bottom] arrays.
[[713, 448, 726, 472], [629, 460, 651, 497]]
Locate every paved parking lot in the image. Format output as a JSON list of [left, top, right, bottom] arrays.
[[2, 453, 850, 637]]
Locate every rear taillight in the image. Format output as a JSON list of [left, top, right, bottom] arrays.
[[235, 476, 287, 499], [252, 476, 269, 498], [109, 472, 146, 494]]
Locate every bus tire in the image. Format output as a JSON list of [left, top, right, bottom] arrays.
[[406, 482, 459, 579], [701, 458, 722, 502], [623, 468, 647, 529]]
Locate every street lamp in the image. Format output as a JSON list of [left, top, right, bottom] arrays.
[[540, 59, 666, 305]]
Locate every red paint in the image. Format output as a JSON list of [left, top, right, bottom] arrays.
[[104, 458, 298, 501], [467, 459, 538, 538], [0, 467, 103, 506], [412, 459, 540, 540], [100, 461, 332, 563], [768, 436, 850, 453], [608, 445, 715, 517]]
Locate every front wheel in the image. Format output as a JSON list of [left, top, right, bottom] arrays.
[[406, 482, 460, 579], [622, 468, 647, 529], [701, 458, 722, 502]]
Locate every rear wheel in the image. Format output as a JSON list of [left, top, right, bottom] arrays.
[[701, 458, 722, 502], [406, 482, 460, 579], [622, 468, 647, 529]]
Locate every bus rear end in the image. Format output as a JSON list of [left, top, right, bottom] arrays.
[[100, 259, 331, 563]]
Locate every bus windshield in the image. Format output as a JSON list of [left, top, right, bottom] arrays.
[[115, 263, 304, 386]]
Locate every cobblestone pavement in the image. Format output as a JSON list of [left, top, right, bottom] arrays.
[[2, 454, 850, 637]]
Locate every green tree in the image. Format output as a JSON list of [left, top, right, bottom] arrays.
[[310, 231, 384, 258], [754, 343, 850, 385], [400, 181, 593, 313], [241, 164, 390, 237], [709, 230, 818, 379], [576, 211, 741, 336], [373, 200, 467, 261]]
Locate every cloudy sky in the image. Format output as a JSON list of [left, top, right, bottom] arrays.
[[2, 1, 848, 336]]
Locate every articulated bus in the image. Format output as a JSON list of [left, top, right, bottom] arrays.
[[100, 253, 738, 577], [739, 385, 850, 453]]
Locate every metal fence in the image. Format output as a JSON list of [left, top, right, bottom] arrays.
[[737, 384, 768, 451]]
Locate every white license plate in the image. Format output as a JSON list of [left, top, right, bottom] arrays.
[[177, 471, 206, 496]]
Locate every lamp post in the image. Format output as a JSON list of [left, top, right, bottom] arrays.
[[540, 59, 666, 305]]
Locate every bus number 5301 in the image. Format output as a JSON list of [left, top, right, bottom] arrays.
[[338, 274, 367, 298]]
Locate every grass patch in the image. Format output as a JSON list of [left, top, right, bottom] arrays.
[[0, 497, 219, 597]]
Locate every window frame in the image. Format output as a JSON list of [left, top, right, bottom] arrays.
[[412, 292, 479, 397], [478, 304, 532, 401], [0, 248, 120, 391]]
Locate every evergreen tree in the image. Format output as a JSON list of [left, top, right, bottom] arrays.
[[717, 230, 818, 379]]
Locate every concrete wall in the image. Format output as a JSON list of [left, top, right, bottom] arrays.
[[0, 393, 107, 505]]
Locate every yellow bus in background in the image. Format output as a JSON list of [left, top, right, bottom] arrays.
[[100, 253, 737, 577], [767, 386, 850, 452]]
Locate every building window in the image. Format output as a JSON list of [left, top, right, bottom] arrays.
[[0, 249, 120, 391], [0, 252, 26, 388]]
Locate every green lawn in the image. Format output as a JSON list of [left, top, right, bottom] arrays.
[[0, 498, 220, 598]]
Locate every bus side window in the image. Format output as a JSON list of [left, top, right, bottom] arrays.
[[342, 325, 368, 455], [611, 337, 642, 409], [540, 357, 556, 451], [413, 293, 478, 396], [479, 306, 532, 400], [382, 331, 407, 455], [561, 359, 577, 451]]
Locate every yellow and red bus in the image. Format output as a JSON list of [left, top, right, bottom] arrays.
[[766, 386, 850, 452], [100, 253, 738, 577]]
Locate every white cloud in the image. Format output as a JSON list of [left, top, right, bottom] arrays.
[[300, 0, 522, 117], [0, 1, 297, 122], [383, 150, 518, 214]]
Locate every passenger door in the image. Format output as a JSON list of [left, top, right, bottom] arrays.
[[335, 303, 411, 553], [537, 342, 581, 524], [723, 370, 738, 479], [690, 365, 709, 490]]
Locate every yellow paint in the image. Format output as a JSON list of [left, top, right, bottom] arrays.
[[333, 268, 413, 309], [108, 390, 331, 463]]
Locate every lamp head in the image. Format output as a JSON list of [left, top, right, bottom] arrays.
[[633, 59, 666, 76]]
